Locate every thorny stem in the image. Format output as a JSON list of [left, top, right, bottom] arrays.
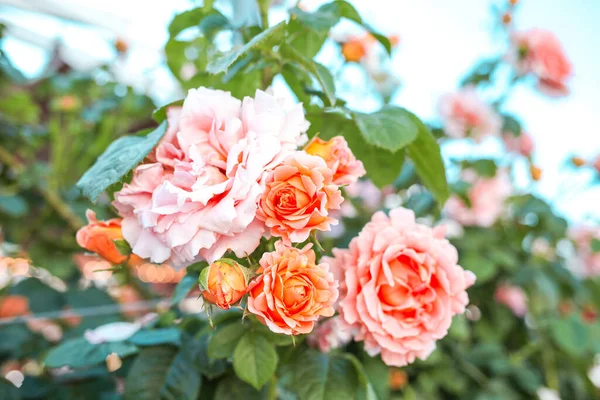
[[0, 145, 84, 231]]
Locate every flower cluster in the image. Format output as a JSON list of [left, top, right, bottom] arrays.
[[75, 87, 476, 368], [108, 88, 364, 267]]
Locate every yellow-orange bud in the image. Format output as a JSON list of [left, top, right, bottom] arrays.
[[199, 259, 250, 310], [115, 38, 129, 54], [389, 369, 408, 390], [0, 295, 29, 319], [571, 156, 586, 168], [502, 12, 512, 25], [530, 165, 542, 181]]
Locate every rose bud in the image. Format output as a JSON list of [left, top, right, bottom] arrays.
[[76, 210, 129, 265], [199, 259, 251, 310]]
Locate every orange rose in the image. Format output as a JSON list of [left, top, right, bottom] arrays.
[[0, 295, 29, 318], [199, 259, 250, 310], [247, 241, 338, 335], [76, 210, 128, 264], [305, 136, 366, 185], [341, 38, 367, 62], [257, 152, 343, 244]]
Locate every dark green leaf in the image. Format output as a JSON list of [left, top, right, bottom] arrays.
[[124, 346, 178, 400], [207, 21, 286, 74], [45, 337, 138, 369], [208, 322, 247, 359], [314, 63, 336, 106], [591, 238, 600, 253], [233, 332, 278, 390], [292, 350, 359, 400], [129, 329, 182, 347], [10, 278, 64, 314], [352, 106, 418, 152], [0, 378, 20, 400], [214, 375, 269, 400], [153, 99, 184, 123], [0, 195, 28, 217], [171, 274, 199, 306], [76, 122, 167, 201], [406, 112, 449, 205]]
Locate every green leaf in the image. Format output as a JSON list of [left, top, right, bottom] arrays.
[[129, 329, 182, 347], [76, 122, 167, 201], [153, 99, 184, 123], [360, 354, 389, 400], [113, 239, 131, 257], [314, 62, 336, 106], [124, 346, 177, 400], [461, 254, 497, 285], [352, 106, 419, 152], [292, 350, 359, 400], [0, 195, 28, 217], [214, 375, 269, 400], [341, 353, 379, 400], [286, 19, 329, 59], [171, 274, 199, 306], [0, 378, 19, 400], [233, 332, 278, 390], [550, 315, 589, 356], [207, 21, 287, 74], [10, 278, 64, 314], [194, 333, 228, 379], [161, 342, 203, 400], [406, 113, 449, 205], [45, 337, 138, 369], [208, 322, 247, 359], [591, 238, 600, 253], [309, 110, 404, 188]]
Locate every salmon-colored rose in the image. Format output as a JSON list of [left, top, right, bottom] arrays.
[[502, 132, 534, 157], [511, 29, 572, 96], [200, 259, 250, 310], [332, 208, 475, 366], [257, 152, 343, 244], [305, 136, 366, 185], [0, 295, 29, 318], [248, 241, 338, 335], [76, 210, 128, 264]]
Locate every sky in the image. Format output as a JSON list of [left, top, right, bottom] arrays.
[[0, 0, 598, 221]]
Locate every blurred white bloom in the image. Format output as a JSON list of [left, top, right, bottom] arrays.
[[179, 297, 205, 314], [5, 370, 24, 388], [84, 322, 141, 344], [589, 356, 600, 388], [537, 388, 561, 400]]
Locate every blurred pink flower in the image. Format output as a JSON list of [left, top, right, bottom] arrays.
[[444, 170, 511, 227], [510, 29, 572, 97], [569, 225, 600, 277], [503, 132, 534, 157], [494, 284, 528, 317], [114, 88, 309, 267], [333, 207, 475, 366], [308, 316, 353, 353], [438, 87, 502, 141]]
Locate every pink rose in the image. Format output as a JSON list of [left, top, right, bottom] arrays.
[[494, 284, 528, 317], [503, 132, 534, 157], [438, 87, 502, 141], [569, 225, 600, 277], [305, 136, 366, 185], [308, 316, 353, 353], [333, 207, 475, 366], [114, 88, 309, 267], [511, 29, 572, 96], [257, 151, 343, 244], [444, 170, 511, 227]]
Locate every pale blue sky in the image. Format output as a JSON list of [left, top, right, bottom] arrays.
[[1, 0, 598, 221]]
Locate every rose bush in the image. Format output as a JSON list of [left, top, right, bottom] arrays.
[[0, 1, 598, 400]]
